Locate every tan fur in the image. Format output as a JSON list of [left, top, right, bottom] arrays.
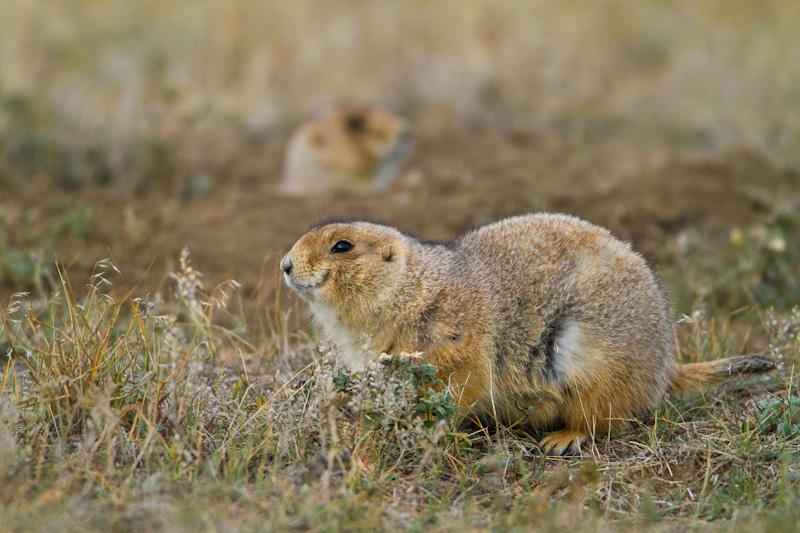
[[280, 214, 774, 454], [279, 104, 412, 195]]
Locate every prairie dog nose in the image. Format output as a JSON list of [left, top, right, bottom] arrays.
[[280, 255, 293, 274]]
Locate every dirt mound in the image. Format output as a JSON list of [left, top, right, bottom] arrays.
[[3, 130, 797, 319], [157, 133, 796, 312]]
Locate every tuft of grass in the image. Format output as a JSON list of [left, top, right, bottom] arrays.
[[669, 209, 800, 315], [0, 201, 98, 296]]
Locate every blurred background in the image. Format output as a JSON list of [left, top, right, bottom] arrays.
[[1, 0, 798, 319]]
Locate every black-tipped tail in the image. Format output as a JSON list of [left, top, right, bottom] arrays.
[[668, 355, 775, 395]]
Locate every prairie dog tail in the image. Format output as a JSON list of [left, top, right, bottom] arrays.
[[668, 355, 776, 395]]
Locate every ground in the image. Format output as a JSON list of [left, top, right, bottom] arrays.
[[4, 128, 797, 319], [1, 1, 799, 531], [1, 124, 798, 532]]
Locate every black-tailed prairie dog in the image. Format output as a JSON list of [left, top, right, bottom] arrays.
[[279, 105, 412, 195], [280, 214, 774, 454]]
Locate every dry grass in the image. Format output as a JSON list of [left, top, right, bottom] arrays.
[[2, 0, 799, 193], [2, 1, 800, 530], [0, 253, 798, 531]]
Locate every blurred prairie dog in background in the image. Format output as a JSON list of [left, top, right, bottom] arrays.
[[281, 214, 775, 454], [279, 104, 412, 195]]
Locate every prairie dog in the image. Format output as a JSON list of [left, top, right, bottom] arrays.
[[280, 214, 774, 454], [279, 104, 412, 195]]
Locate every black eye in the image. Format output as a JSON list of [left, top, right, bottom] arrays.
[[331, 240, 354, 253], [346, 114, 366, 133]]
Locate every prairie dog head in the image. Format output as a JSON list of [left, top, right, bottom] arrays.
[[281, 222, 409, 319], [280, 105, 412, 195]]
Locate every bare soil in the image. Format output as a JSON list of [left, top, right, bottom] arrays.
[[3, 128, 798, 321]]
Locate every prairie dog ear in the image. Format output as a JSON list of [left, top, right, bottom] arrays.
[[382, 238, 407, 262]]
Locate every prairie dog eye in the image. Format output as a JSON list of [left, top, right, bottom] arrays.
[[331, 240, 354, 253], [345, 114, 367, 133]]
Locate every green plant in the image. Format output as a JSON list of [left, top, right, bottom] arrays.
[[757, 396, 800, 443]]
